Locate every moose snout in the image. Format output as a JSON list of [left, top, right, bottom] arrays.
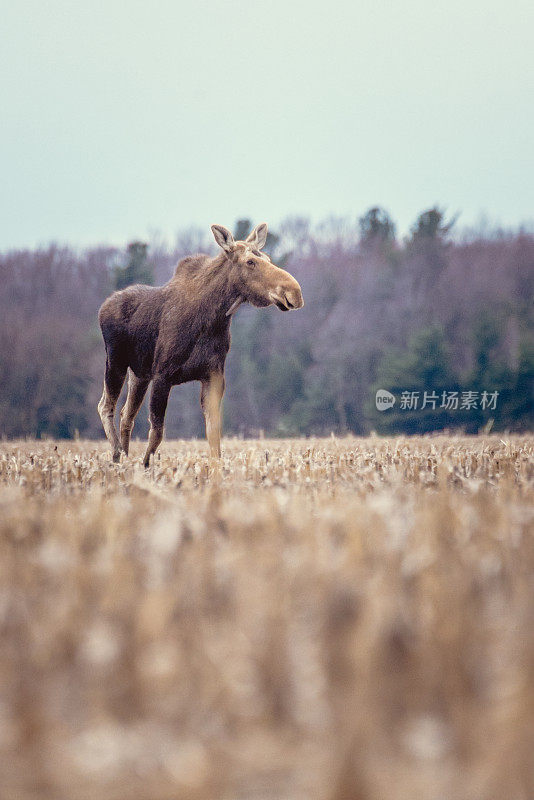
[[284, 287, 304, 309], [271, 281, 304, 311]]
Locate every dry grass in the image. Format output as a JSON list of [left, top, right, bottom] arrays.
[[0, 435, 533, 800]]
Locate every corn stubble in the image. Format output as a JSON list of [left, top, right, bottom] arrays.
[[0, 435, 533, 800]]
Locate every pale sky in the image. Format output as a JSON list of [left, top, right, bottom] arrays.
[[1, 0, 533, 249]]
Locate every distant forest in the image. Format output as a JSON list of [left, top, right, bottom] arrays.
[[1, 208, 533, 439]]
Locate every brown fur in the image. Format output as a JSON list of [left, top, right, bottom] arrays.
[[97, 224, 304, 466]]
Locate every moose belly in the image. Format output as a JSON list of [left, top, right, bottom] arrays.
[[160, 329, 231, 385]]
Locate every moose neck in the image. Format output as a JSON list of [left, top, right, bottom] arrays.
[[192, 251, 242, 326]]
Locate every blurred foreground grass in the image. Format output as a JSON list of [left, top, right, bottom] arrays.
[[0, 435, 533, 800]]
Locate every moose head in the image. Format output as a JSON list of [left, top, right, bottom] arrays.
[[211, 223, 304, 312]]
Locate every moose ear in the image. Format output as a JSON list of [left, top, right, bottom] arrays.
[[211, 224, 235, 252], [246, 222, 268, 250]]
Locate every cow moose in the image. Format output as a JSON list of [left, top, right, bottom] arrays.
[[98, 223, 304, 467]]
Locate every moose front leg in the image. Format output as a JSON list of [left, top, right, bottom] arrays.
[[201, 372, 225, 458]]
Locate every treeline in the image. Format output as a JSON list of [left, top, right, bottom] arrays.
[[0, 208, 532, 440]]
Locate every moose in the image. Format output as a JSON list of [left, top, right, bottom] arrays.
[[98, 223, 304, 467]]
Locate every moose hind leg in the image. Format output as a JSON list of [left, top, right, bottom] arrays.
[[98, 359, 127, 462], [143, 377, 171, 469], [120, 370, 150, 456]]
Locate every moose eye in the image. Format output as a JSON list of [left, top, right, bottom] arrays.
[[246, 259, 255, 267]]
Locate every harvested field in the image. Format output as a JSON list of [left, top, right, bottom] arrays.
[[0, 435, 533, 800]]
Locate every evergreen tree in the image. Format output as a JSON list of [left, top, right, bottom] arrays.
[[234, 219, 252, 242], [359, 207, 396, 246], [370, 326, 458, 433], [465, 311, 531, 432], [114, 241, 153, 290], [408, 207, 455, 242]]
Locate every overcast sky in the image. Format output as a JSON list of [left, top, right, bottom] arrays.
[[2, 0, 533, 249]]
